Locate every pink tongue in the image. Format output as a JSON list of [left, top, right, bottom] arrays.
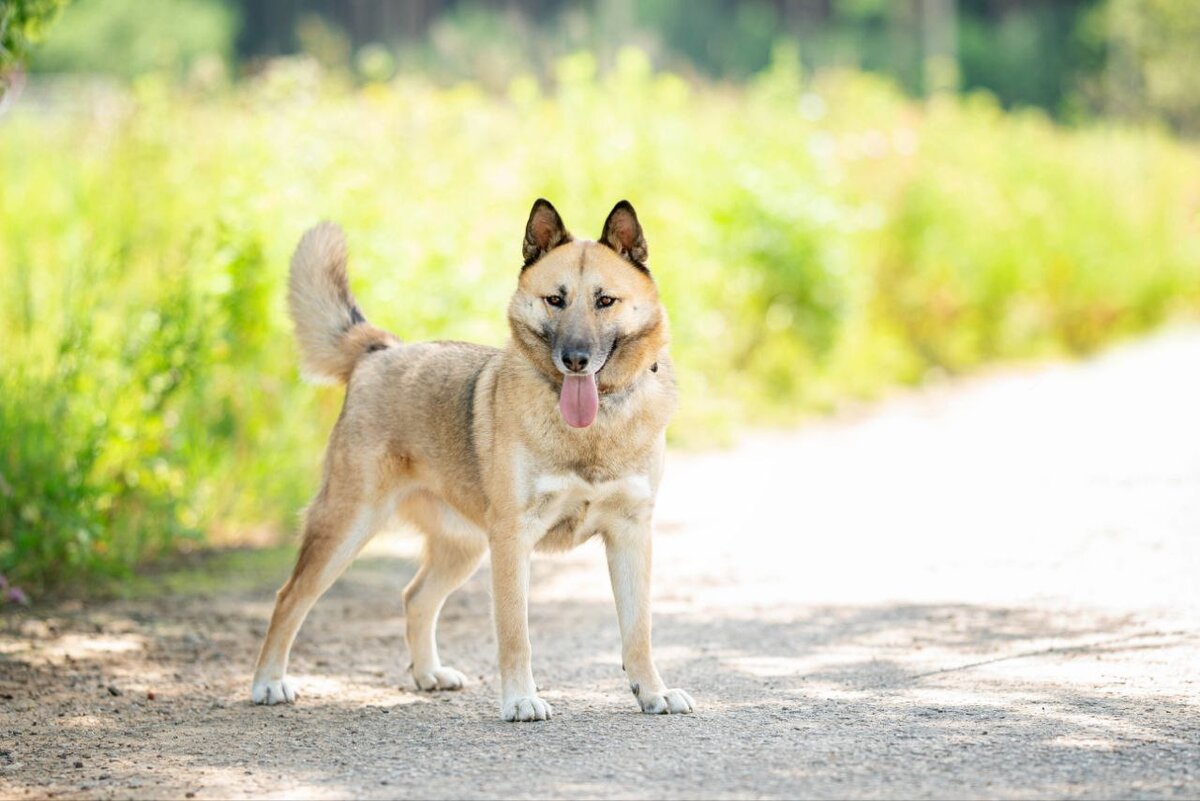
[[559, 374, 599, 428]]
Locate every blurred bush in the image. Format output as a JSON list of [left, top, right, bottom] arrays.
[[0, 0, 69, 71], [29, 0, 237, 79], [958, 2, 1090, 112], [1082, 0, 1200, 134], [2, 49, 1199, 592]]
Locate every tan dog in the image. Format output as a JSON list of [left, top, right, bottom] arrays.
[[250, 199, 694, 721]]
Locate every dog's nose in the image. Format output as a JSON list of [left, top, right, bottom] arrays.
[[562, 349, 590, 373]]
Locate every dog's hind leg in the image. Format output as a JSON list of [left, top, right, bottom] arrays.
[[401, 495, 486, 691], [250, 472, 397, 706]]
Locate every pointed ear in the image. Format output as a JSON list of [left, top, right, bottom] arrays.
[[522, 198, 572, 267], [600, 200, 648, 267]]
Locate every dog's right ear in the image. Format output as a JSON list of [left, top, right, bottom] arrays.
[[522, 198, 572, 268]]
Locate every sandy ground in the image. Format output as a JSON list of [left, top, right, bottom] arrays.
[[2, 328, 1199, 800]]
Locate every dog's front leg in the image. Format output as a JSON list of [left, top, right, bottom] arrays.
[[489, 532, 552, 722], [605, 522, 695, 714]]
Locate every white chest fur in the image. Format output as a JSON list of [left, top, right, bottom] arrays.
[[524, 472, 654, 550]]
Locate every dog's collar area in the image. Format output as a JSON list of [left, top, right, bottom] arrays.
[[598, 362, 659, 394]]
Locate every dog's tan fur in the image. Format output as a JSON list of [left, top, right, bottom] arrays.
[[250, 200, 694, 721]]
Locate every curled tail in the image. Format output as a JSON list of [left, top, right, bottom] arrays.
[[288, 222, 397, 384]]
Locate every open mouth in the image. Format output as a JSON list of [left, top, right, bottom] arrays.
[[556, 341, 617, 429], [558, 372, 598, 428]]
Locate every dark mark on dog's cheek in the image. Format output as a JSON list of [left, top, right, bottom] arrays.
[[605, 335, 620, 366]]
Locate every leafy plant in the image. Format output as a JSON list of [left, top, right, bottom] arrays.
[[0, 0, 69, 70], [1, 49, 1198, 591]]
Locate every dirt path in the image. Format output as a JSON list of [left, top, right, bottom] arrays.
[[3, 329, 1200, 800]]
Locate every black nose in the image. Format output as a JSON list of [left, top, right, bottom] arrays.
[[562, 349, 590, 373]]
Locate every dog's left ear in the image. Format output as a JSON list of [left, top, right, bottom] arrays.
[[599, 200, 648, 268]]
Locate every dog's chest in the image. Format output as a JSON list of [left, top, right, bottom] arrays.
[[525, 472, 654, 550]]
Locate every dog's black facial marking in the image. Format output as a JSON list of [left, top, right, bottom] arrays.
[[631, 683, 640, 697], [366, 342, 388, 353], [619, 319, 657, 349], [513, 320, 562, 392], [603, 334, 620, 367], [593, 287, 619, 309], [349, 304, 367, 326], [596, 318, 656, 381], [516, 319, 551, 345]]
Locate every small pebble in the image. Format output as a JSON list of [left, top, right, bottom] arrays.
[[107, 686, 122, 697]]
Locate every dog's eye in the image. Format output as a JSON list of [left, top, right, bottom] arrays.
[[544, 295, 565, 308], [596, 296, 618, 309]]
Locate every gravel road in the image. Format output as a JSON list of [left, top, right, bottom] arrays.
[[2, 328, 1198, 800]]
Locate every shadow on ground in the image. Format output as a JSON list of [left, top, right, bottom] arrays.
[[2, 550, 1197, 800]]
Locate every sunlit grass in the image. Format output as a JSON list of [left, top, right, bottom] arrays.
[[3, 48, 1199, 591]]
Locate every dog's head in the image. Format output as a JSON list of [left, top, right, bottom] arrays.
[[509, 198, 669, 428]]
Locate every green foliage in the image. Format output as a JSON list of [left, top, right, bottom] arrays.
[[638, 0, 780, 77], [29, 0, 236, 79], [1085, 0, 1200, 134], [959, 2, 1090, 112], [0, 0, 69, 69], [2, 51, 1199, 591]]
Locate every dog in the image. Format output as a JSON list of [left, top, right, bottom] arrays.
[[250, 199, 694, 721]]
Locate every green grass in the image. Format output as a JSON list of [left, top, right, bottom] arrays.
[[124, 545, 298, 600], [3, 48, 1200, 593]]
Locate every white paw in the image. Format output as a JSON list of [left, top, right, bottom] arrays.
[[636, 687, 694, 715], [251, 676, 298, 705], [412, 666, 468, 691], [501, 695, 554, 722]]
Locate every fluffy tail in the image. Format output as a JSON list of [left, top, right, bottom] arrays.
[[288, 222, 397, 384]]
